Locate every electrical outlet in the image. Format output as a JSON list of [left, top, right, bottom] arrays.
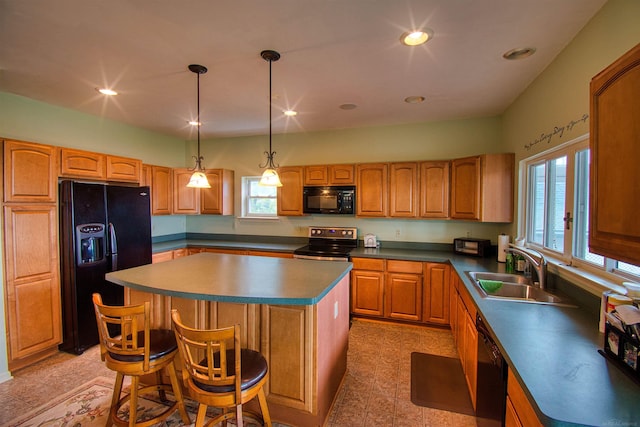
[[395, 229, 401, 238], [334, 301, 339, 319], [466, 230, 471, 238]]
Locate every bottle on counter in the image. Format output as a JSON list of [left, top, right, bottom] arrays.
[[505, 252, 514, 273], [515, 254, 526, 272]]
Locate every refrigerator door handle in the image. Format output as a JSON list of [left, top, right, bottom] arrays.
[[109, 222, 118, 271]]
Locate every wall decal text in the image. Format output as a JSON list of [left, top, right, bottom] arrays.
[[525, 113, 589, 150]]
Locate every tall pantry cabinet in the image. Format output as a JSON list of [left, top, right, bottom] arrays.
[[2, 139, 62, 370]]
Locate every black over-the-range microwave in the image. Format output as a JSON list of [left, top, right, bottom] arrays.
[[303, 186, 355, 214]]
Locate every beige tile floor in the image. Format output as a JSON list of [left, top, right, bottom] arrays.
[[0, 318, 477, 426]]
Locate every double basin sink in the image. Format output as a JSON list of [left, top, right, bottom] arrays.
[[466, 271, 576, 307]]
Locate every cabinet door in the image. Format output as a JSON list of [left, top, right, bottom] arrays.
[[356, 163, 388, 217], [277, 166, 304, 216], [589, 43, 640, 265], [351, 270, 384, 316], [3, 140, 57, 203], [450, 156, 481, 220], [106, 155, 142, 183], [209, 302, 260, 349], [201, 169, 234, 215], [59, 148, 106, 180], [419, 161, 450, 218], [507, 369, 544, 427], [464, 309, 478, 409], [151, 165, 172, 215], [385, 272, 422, 321], [328, 164, 355, 185], [423, 263, 451, 324], [173, 168, 199, 214], [389, 162, 418, 218], [3, 205, 61, 362], [304, 165, 328, 186]]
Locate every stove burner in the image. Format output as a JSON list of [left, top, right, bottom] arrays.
[[293, 226, 357, 261]]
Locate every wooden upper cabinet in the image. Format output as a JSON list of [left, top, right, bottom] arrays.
[[60, 148, 141, 183], [450, 156, 481, 220], [304, 165, 329, 186], [277, 166, 304, 216], [304, 164, 355, 186], [356, 163, 388, 217], [151, 165, 172, 215], [141, 164, 152, 187], [329, 164, 355, 185], [3, 140, 57, 203], [201, 169, 234, 215], [420, 161, 450, 218], [389, 162, 418, 218], [59, 148, 106, 180], [173, 168, 200, 214], [451, 154, 514, 222], [589, 43, 640, 266], [106, 155, 142, 183]]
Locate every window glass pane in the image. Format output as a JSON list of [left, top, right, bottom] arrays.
[[572, 149, 604, 266], [529, 163, 546, 245], [546, 156, 566, 251], [250, 180, 277, 198], [618, 261, 640, 277]]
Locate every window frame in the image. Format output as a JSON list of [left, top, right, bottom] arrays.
[[241, 176, 278, 219], [518, 133, 640, 292]]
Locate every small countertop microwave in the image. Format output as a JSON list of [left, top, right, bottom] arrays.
[[303, 186, 355, 215]]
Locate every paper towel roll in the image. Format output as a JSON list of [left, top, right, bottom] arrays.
[[497, 234, 510, 262]]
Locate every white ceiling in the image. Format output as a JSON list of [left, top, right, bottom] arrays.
[[0, 0, 606, 140]]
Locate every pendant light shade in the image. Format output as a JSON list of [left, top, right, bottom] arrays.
[[259, 50, 283, 187], [187, 64, 211, 189]]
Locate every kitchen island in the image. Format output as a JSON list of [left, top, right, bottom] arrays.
[[106, 252, 352, 427]]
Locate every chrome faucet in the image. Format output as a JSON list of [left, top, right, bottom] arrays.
[[508, 245, 547, 289]]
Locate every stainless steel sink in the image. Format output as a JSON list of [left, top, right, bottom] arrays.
[[467, 271, 532, 285], [466, 271, 576, 307]]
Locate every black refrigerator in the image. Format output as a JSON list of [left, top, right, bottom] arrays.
[[59, 180, 152, 354]]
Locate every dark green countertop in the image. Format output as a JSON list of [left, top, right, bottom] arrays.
[[151, 239, 640, 426], [352, 247, 640, 427], [106, 252, 352, 305]]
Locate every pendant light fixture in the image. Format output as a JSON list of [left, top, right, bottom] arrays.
[[186, 64, 211, 188], [259, 50, 283, 187]]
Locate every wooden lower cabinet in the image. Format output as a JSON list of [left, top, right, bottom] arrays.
[[351, 257, 450, 326], [423, 262, 450, 324], [351, 258, 385, 317], [3, 204, 61, 370], [453, 272, 478, 410], [385, 260, 423, 321], [506, 368, 543, 427]]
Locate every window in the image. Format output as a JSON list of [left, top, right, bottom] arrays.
[[242, 176, 277, 217], [522, 134, 640, 282]]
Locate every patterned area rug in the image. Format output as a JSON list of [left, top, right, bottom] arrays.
[[5, 376, 270, 427]]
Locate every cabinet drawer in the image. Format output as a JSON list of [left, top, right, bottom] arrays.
[[387, 259, 422, 274], [351, 257, 385, 271]]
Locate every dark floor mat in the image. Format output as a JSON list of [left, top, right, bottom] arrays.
[[410, 352, 475, 416]]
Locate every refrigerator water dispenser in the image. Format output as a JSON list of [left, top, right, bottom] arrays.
[[76, 223, 105, 265]]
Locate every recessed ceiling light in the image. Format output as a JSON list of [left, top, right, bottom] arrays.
[[284, 109, 297, 117], [188, 120, 201, 126], [404, 96, 426, 104], [400, 29, 433, 47], [503, 47, 536, 60], [339, 103, 357, 110], [97, 88, 118, 96]]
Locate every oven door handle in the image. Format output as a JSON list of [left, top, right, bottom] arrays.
[[293, 254, 349, 262]]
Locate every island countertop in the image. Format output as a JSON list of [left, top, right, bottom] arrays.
[[106, 252, 352, 305]]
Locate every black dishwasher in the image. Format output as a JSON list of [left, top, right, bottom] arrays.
[[476, 314, 508, 427]]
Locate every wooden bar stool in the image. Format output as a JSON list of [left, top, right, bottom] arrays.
[[92, 293, 191, 427], [171, 308, 272, 427]]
